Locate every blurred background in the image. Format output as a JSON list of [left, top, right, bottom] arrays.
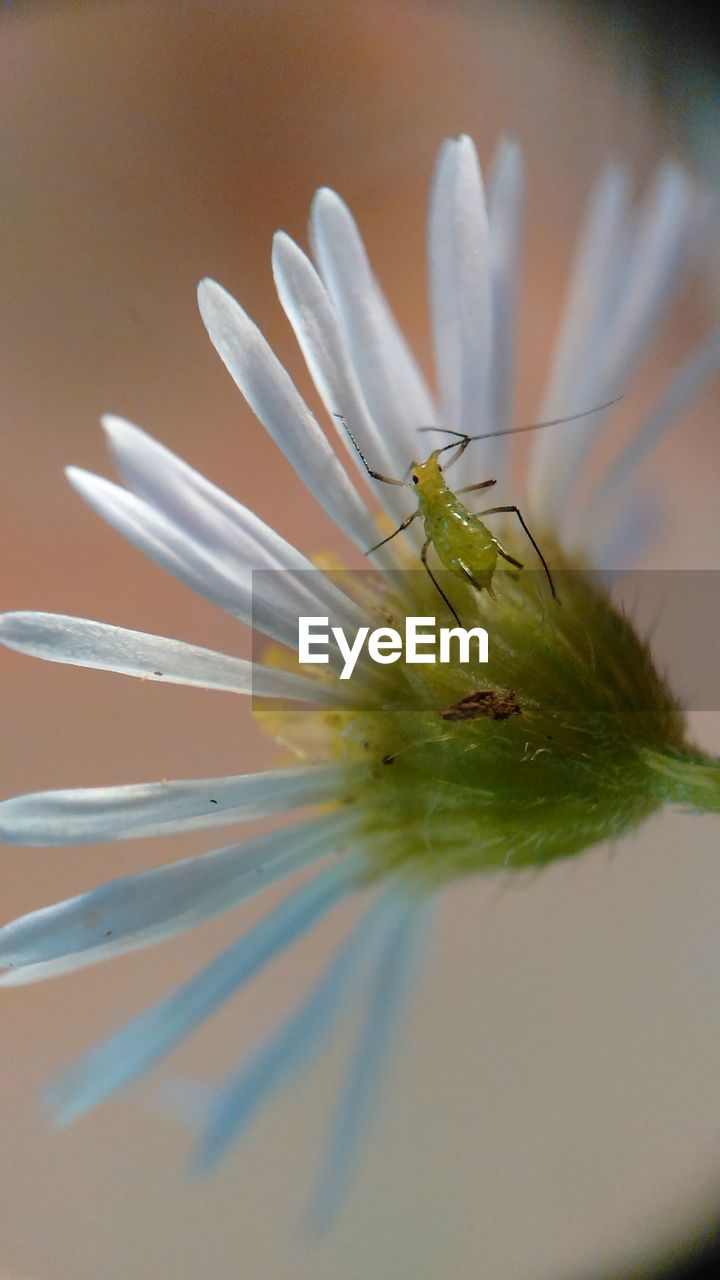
[[1, 2, 719, 1278]]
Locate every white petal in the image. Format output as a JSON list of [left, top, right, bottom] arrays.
[[311, 187, 436, 461], [66, 468, 302, 648], [592, 490, 663, 567], [558, 164, 696, 518], [46, 856, 361, 1123], [272, 231, 414, 531], [0, 764, 341, 846], [428, 139, 462, 433], [0, 612, 334, 700], [197, 279, 378, 551], [539, 164, 631, 415], [192, 879, 405, 1172], [428, 136, 492, 450], [0, 810, 353, 980], [529, 163, 630, 517], [591, 165, 695, 403], [309, 887, 434, 1231], [101, 415, 366, 629], [486, 139, 524, 491], [578, 328, 720, 553], [531, 163, 696, 521]]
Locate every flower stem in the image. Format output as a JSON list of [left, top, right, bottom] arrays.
[[644, 749, 720, 814]]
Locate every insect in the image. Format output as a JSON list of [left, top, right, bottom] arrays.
[[439, 689, 522, 722], [335, 403, 616, 623], [380, 689, 522, 764]]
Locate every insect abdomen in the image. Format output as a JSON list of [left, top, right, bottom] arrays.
[[422, 494, 498, 590]]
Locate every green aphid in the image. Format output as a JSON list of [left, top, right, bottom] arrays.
[[330, 407, 719, 884], [335, 404, 613, 619]]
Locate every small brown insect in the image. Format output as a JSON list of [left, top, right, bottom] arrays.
[[440, 689, 522, 722]]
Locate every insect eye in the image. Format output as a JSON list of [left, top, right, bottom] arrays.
[[411, 473, 419, 485]]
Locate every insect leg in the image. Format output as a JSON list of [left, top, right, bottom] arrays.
[[366, 510, 420, 554], [454, 478, 497, 495], [421, 539, 462, 626], [492, 540, 523, 570], [333, 414, 406, 486], [475, 505, 558, 600], [457, 559, 496, 600], [461, 490, 521, 565], [441, 435, 471, 472]]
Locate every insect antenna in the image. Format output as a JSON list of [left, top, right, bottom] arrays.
[[417, 427, 467, 439], [333, 414, 406, 487], [418, 396, 622, 457]]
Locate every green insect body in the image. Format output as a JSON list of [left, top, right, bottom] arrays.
[[411, 452, 499, 596], [334, 407, 610, 615]]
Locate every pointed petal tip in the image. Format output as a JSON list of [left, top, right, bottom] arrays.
[[656, 157, 691, 184], [196, 276, 215, 311], [0, 611, 53, 652], [43, 1098, 69, 1129], [186, 1143, 216, 1179], [197, 279, 253, 345], [197, 275, 220, 299], [271, 229, 302, 268], [494, 135, 523, 169], [100, 413, 144, 447], [455, 133, 479, 158], [43, 1082, 80, 1129], [271, 231, 305, 279], [456, 134, 483, 179], [197, 277, 234, 324], [0, 610, 21, 638], [65, 465, 101, 502], [311, 186, 346, 222], [312, 184, 337, 204], [0, 962, 55, 988]]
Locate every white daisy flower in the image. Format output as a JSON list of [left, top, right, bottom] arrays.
[[1, 134, 719, 1228]]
